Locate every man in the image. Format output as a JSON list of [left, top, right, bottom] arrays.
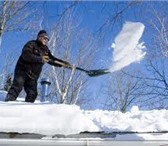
[[5, 30, 71, 103]]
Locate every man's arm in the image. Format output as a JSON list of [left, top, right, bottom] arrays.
[[47, 51, 71, 67], [21, 41, 43, 63]]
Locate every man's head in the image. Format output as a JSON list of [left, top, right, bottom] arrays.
[[37, 30, 49, 45]]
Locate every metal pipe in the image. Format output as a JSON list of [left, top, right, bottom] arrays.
[[40, 78, 51, 102]]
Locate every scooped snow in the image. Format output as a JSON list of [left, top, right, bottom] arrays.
[[0, 91, 168, 140], [110, 21, 146, 72]]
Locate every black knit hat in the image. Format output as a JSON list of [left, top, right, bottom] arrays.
[[37, 30, 49, 40]]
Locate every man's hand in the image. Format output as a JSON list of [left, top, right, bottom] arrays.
[[63, 61, 71, 68], [42, 55, 49, 63], [53, 60, 72, 68]]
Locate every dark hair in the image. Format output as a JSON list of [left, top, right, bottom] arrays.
[[37, 30, 49, 41], [37, 30, 48, 37]]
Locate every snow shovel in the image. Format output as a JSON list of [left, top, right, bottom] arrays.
[[50, 59, 111, 77], [75, 67, 110, 77]]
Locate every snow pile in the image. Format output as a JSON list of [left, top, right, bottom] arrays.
[[110, 21, 146, 72], [0, 91, 99, 136], [0, 103, 99, 136], [0, 91, 168, 140], [85, 106, 168, 132], [84, 106, 168, 140]]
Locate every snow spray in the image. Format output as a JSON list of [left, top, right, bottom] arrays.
[[110, 21, 146, 72]]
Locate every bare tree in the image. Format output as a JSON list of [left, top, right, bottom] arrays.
[[0, 1, 32, 49], [103, 70, 146, 113], [116, 2, 168, 109], [0, 52, 15, 90], [41, 2, 98, 105], [141, 3, 168, 109], [149, 6, 168, 57], [96, 1, 139, 34]]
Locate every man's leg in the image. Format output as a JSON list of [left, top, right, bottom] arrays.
[[24, 79, 38, 103], [5, 73, 25, 101]]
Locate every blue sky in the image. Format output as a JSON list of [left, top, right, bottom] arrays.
[[1, 1, 147, 64], [0, 1, 167, 109], [0, 1, 124, 74]]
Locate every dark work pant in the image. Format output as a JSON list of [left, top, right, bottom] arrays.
[[5, 70, 38, 103]]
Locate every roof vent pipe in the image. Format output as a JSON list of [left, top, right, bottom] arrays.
[[40, 78, 51, 102]]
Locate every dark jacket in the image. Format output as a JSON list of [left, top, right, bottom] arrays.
[[15, 40, 65, 79]]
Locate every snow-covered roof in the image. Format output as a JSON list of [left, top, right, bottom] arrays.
[[0, 91, 168, 140]]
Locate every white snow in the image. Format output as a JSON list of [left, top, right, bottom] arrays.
[[0, 91, 99, 136], [0, 91, 168, 140], [110, 21, 146, 72]]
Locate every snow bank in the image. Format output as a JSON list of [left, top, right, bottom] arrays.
[[84, 106, 168, 132], [84, 106, 168, 140], [0, 102, 99, 136], [0, 91, 99, 136]]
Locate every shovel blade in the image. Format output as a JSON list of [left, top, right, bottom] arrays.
[[87, 69, 110, 77]]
